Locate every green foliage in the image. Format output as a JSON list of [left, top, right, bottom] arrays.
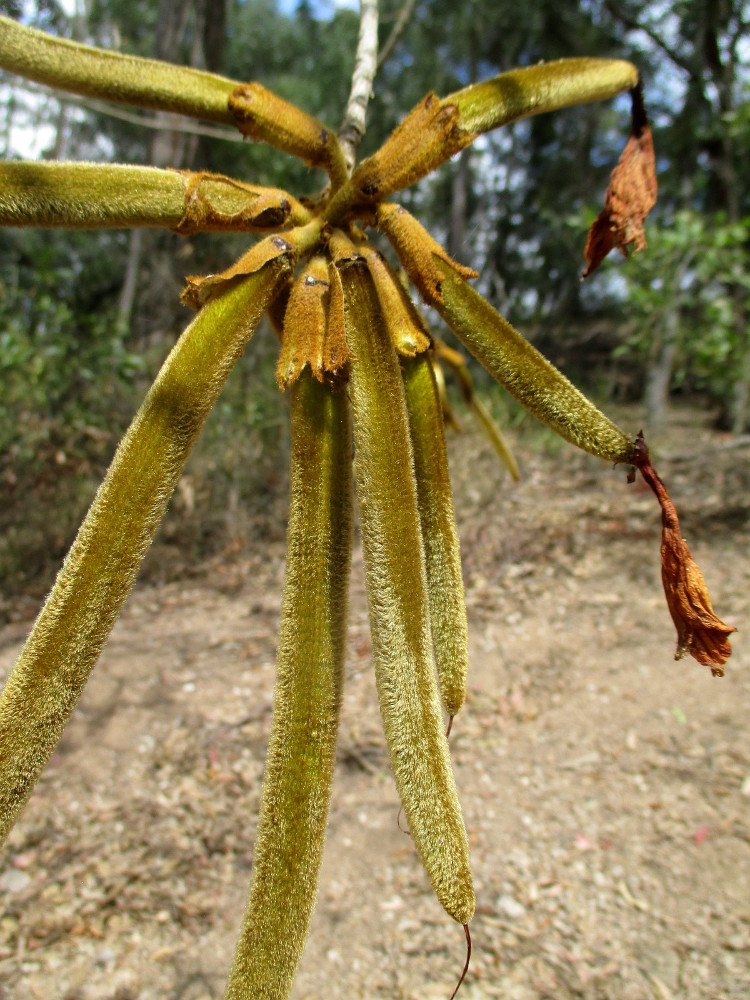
[[0, 229, 143, 471], [613, 210, 750, 401]]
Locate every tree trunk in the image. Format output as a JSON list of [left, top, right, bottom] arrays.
[[116, 229, 143, 336], [116, 0, 199, 337], [644, 319, 678, 432]]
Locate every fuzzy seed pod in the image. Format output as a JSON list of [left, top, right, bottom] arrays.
[[433, 259, 636, 464], [360, 246, 431, 357], [225, 372, 352, 1000], [0, 261, 290, 844], [276, 255, 331, 388], [340, 257, 474, 926], [402, 353, 469, 718]]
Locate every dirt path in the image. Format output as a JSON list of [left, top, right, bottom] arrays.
[[1, 408, 749, 1000]]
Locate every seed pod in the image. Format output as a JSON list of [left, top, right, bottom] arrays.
[[340, 256, 474, 925], [444, 58, 639, 137], [360, 246, 431, 357], [0, 260, 291, 844], [276, 255, 330, 388], [229, 82, 347, 186], [433, 259, 635, 464], [225, 372, 352, 1000], [378, 201, 634, 465], [402, 353, 469, 718], [434, 340, 520, 482]]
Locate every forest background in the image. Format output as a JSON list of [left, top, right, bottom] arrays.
[[0, 0, 748, 609]]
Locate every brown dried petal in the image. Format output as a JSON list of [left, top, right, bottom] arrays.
[[634, 433, 735, 675], [582, 87, 657, 279]]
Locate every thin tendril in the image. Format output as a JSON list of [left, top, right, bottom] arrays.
[[449, 924, 472, 1000]]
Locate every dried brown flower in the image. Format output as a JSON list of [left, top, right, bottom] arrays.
[[633, 433, 735, 675], [582, 84, 657, 278]]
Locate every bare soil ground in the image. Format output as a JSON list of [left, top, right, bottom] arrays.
[[1, 404, 749, 1000]]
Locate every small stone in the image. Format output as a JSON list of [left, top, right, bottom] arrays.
[[496, 893, 525, 919], [0, 868, 31, 893]]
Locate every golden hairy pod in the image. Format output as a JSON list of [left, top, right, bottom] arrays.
[[360, 246, 431, 357], [0, 161, 309, 233], [229, 83, 348, 186], [0, 262, 290, 844], [444, 58, 639, 136], [225, 373, 352, 1000], [276, 256, 331, 388], [340, 258, 474, 925], [379, 201, 633, 465], [402, 353, 469, 719], [324, 59, 638, 224], [0, 14, 240, 124], [433, 260, 636, 465], [376, 201, 478, 304]]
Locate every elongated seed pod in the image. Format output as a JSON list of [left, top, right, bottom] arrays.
[[225, 373, 352, 1000], [0, 14, 240, 124], [402, 353, 469, 719], [0, 162, 309, 233], [324, 59, 638, 223], [341, 258, 474, 925], [433, 259, 636, 464], [0, 260, 290, 843], [444, 58, 639, 136]]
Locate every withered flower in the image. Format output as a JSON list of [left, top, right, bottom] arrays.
[[633, 434, 736, 675], [582, 83, 657, 278], [0, 13, 732, 1000]]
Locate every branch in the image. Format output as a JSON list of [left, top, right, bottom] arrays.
[[66, 95, 246, 142], [338, 0, 379, 173], [377, 0, 416, 71], [602, 0, 695, 76]]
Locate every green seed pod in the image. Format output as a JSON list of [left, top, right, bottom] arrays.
[[0, 260, 290, 844], [434, 258, 635, 464], [225, 372, 352, 1000], [402, 353, 468, 719], [0, 14, 241, 125], [340, 257, 474, 926], [0, 161, 310, 233]]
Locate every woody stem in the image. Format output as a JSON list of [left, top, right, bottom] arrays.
[[338, 0, 380, 173]]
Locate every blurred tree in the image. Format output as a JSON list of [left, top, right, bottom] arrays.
[[612, 210, 750, 429]]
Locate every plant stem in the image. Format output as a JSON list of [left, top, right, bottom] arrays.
[[338, 0, 380, 173], [377, 0, 416, 70]]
